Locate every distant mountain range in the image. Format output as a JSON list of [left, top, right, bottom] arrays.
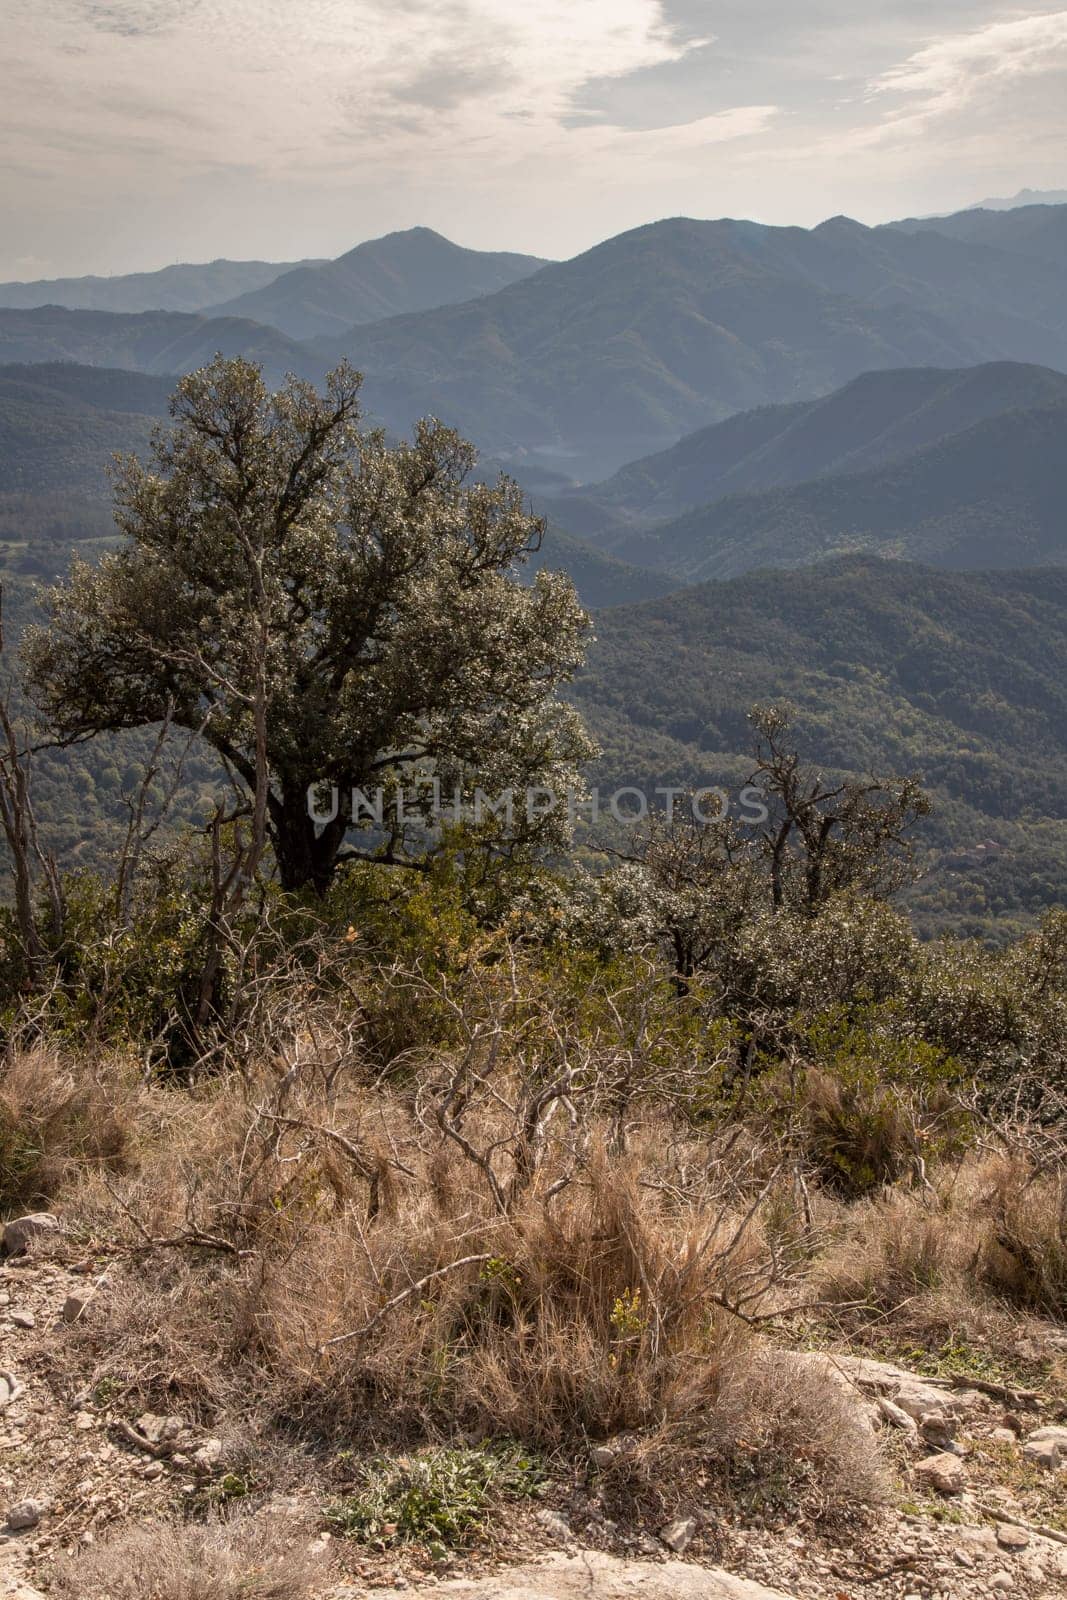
[[885, 202, 1067, 269], [2, 206, 1066, 486], [966, 189, 1067, 211], [542, 361, 1067, 584], [0, 229, 546, 335], [614, 399, 1067, 582], [206, 228, 548, 339], [331, 206, 1067, 480], [0, 258, 322, 314], [0, 307, 308, 385]]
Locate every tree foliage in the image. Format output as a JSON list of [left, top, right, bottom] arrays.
[[24, 357, 593, 892]]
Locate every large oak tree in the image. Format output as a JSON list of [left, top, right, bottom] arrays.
[[24, 357, 593, 892]]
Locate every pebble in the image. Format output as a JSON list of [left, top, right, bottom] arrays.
[[5, 1500, 44, 1531], [995, 1523, 1029, 1551], [659, 1515, 697, 1554], [7, 1313, 34, 1331]]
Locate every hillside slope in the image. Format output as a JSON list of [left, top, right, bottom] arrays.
[[0, 308, 310, 384], [606, 401, 1067, 581], [209, 227, 548, 338], [548, 361, 1067, 538], [573, 556, 1067, 933]]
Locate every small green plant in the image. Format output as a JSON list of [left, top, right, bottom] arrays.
[[323, 1444, 544, 1547]]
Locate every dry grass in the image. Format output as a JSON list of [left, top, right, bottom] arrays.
[[812, 1143, 1067, 1361], [18, 961, 1064, 1538], [0, 1045, 138, 1211], [50, 1516, 326, 1600]]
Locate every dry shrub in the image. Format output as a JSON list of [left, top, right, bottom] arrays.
[[813, 1140, 1067, 1353], [51, 1516, 326, 1600], [976, 1155, 1067, 1316], [0, 1046, 138, 1211], [709, 1348, 888, 1519]]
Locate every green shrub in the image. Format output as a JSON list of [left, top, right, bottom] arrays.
[[324, 1444, 544, 1547]]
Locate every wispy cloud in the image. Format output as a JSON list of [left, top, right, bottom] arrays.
[[868, 9, 1067, 137]]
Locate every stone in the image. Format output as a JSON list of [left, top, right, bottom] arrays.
[[1022, 1425, 1067, 1470], [918, 1411, 955, 1450], [191, 1438, 223, 1471], [660, 1516, 697, 1554], [995, 1523, 1029, 1551], [7, 1313, 34, 1332], [876, 1396, 918, 1435], [991, 1428, 1018, 1444], [73, 1411, 94, 1432], [988, 1573, 1014, 1592], [5, 1499, 44, 1531], [0, 1373, 24, 1416], [913, 1451, 967, 1495], [534, 1509, 573, 1544], [2, 1214, 59, 1258], [61, 1292, 90, 1325]]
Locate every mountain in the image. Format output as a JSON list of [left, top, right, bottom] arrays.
[[0, 307, 310, 384], [886, 203, 1067, 271], [526, 527, 677, 609], [572, 556, 1067, 934], [605, 400, 1067, 581], [545, 362, 1067, 540], [0, 258, 321, 314], [208, 228, 549, 339], [0, 363, 172, 496], [329, 212, 1067, 482], [0, 358, 666, 609], [966, 189, 1067, 212]]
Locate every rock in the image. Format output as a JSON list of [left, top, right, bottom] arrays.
[[141, 1461, 164, 1480], [72, 1411, 94, 1432], [991, 1427, 1018, 1444], [995, 1523, 1029, 1551], [7, 1313, 34, 1332], [1022, 1424, 1067, 1470], [913, 1451, 967, 1495], [918, 1410, 955, 1450], [876, 1396, 918, 1435], [135, 1413, 185, 1446], [0, 1372, 23, 1415], [2, 1214, 59, 1258], [61, 1292, 90, 1325], [589, 1434, 638, 1469], [5, 1499, 44, 1531], [191, 1438, 223, 1471], [988, 1573, 1014, 1592], [660, 1516, 697, 1554], [533, 1509, 573, 1544], [361, 1552, 800, 1599]]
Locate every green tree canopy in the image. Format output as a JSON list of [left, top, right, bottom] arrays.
[[23, 356, 593, 892]]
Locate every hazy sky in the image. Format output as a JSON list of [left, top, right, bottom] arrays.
[[4, 0, 1067, 279]]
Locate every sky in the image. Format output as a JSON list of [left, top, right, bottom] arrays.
[[3, 0, 1067, 279]]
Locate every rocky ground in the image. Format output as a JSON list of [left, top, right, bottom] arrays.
[[0, 1220, 1064, 1600]]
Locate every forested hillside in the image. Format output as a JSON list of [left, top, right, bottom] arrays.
[[547, 362, 1067, 538], [601, 401, 1067, 580], [571, 556, 1067, 936]]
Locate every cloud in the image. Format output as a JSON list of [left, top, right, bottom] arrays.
[[868, 9, 1067, 135]]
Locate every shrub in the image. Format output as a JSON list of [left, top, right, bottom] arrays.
[[325, 1443, 544, 1546], [0, 1046, 135, 1210], [51, 1517, 325, 1600]]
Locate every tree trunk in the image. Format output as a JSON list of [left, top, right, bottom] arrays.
[[272, 799, 348, 895]]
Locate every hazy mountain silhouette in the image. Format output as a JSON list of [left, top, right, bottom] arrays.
[[605, 401, 1067, 581], [330, 210, 1067, 480], [209, 227, 548, 339], [546, 361, 1067, 540], [0, 258, 321, 315]]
